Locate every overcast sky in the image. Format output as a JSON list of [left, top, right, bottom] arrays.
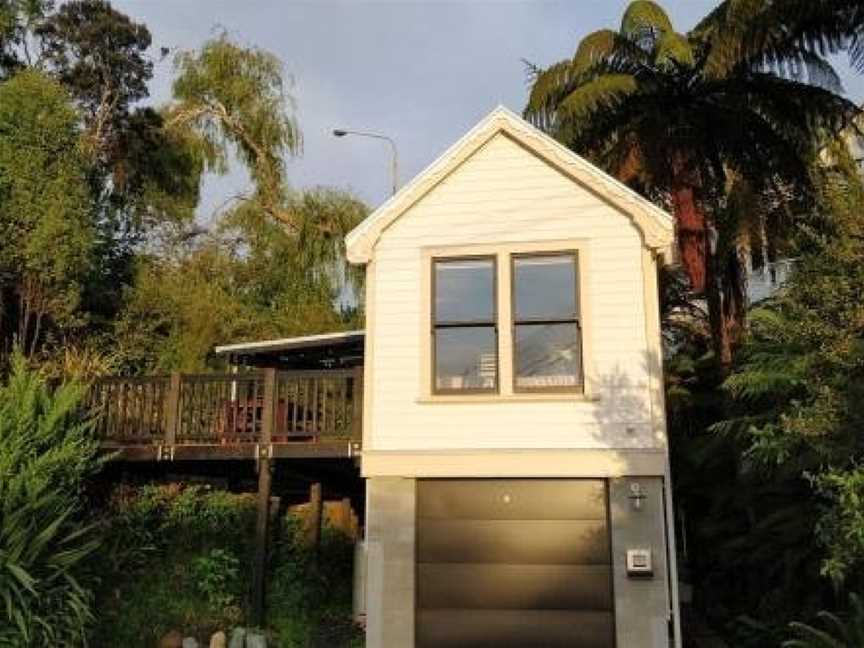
[[113, 0, 864, 218]]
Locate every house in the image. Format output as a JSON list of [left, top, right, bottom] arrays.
[[345, 106, 681, 648], [88, 106, 681, 647]]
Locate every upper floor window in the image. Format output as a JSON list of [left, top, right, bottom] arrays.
[[432, 257, 497, 393], [512, 252, 582, 391]]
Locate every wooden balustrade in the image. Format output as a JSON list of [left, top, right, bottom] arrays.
[[85, 368, 363, 458]]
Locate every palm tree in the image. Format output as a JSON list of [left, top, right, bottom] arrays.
[[524, 0, 860, 366]]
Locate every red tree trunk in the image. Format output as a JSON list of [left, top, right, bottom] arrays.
[[671, 185, 707, 293]]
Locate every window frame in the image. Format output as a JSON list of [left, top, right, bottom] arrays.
[[430, 254, 499, 395], [510, 250, 583, 394]]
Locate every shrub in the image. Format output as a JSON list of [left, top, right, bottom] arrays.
[[191, 548, 242, 611], [268, 515, 362, 647], [785, 593, 864, 647], [91, 484, 257, 646], [0, 353, 102, 646]]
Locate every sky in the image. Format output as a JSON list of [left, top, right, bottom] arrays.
[[113, 0, 864, 218]]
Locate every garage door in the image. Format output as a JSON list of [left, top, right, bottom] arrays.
[[416, 479, 614, 648]]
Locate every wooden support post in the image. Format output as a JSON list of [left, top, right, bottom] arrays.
[[163, 372, 182, 446], [252, 368, 276, 627], [351, 365, 364, 442], [309, 482, 323, 553]]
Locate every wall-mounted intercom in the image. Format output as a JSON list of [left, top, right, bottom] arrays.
[[626, 548, 653, 578]]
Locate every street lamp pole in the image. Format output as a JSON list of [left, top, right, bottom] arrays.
[[332, 128, 399, 196]]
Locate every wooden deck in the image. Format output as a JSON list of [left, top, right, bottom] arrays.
[[87, 367, 363, 461]]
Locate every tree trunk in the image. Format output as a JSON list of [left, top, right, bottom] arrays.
[[706, 256, 734, 368], [669, 177, 741, 369], [671, 185, 707, 293]]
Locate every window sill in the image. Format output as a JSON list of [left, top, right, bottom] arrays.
[[415, 392, 600, 404]]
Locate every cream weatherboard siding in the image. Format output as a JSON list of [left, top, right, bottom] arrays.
[[364, 132, 658, 453]]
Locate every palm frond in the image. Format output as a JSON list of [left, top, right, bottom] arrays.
[[620, 0, 674, 47]]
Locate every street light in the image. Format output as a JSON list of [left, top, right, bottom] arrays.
[[332, 128, 399, 196]]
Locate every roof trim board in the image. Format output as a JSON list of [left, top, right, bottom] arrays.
[[214, 330, 365, 355], [345, 106, 676, 265]]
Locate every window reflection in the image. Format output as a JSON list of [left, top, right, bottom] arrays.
[[512, 253, 582, 391], [433, 257, 497, 392]]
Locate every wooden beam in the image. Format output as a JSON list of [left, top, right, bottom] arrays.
[[251, 368, 276, 627], [98, 440, 356, 462]]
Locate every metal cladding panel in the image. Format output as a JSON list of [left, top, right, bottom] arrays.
[[416, 610, 615, 648], [416, 479, 614, 648]]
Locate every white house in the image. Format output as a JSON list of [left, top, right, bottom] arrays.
[[345, 106, 681, 648]]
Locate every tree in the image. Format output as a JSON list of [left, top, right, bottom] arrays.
[[695, 0, 864, 79], [113, 187, 367, 373], [169, 34, 301, 229], [0, 352, 103, 646], [36, 0, 156, 156], [524, 0, 859, 366], [718, 146, 864, 585], [0, 69, 95, 358], [0, 0, 52, 76]]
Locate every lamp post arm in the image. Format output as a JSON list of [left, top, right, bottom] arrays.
[[333, 129, 398, 195]]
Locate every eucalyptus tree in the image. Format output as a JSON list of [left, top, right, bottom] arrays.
[[524, 0, 859, 366]]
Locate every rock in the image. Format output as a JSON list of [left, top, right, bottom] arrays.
[[182, 639, 199, 648], [245, 632, 266, 648], [209, 631, 227, 648], [159, 631, 183, 648], [227, 628, 245, 648]]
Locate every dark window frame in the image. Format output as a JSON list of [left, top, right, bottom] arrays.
[[431, 255, 499, 395], [510, 250, 583, 394]]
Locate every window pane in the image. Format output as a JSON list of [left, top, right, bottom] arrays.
[[514, 254, 578, 321], [435, 327, 497, 391], [435, 259, 495, 323], [514, 323, 581, 389]]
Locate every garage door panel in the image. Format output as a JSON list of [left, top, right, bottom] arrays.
[[417, 479, 607, 520], [417, 563, 613, 610], [416, 609, 615, 648], [417, 519, 610, 565], [416, 480, 613, 648]]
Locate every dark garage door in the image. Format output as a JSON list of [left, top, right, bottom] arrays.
[[416, 479, 614, 648]]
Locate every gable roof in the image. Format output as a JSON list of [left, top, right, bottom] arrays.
[[345, 106, 676, 264]]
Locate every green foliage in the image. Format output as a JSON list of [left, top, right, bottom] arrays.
[[91, 484, 361, 647], [268, 516, 362, 648], [695, 0, 864, 78], [0, 68, 95, 357], [170, 33, 300, 227], [92, 484, 257, 646], [191, 548, 242, 612], [113, 186, 366, 373], [524, 0, 860, 365], [0, 352, 102, 647], [36, 0, 154, 151], [785, 594, 864, 647]]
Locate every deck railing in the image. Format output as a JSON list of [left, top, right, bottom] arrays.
[[87, 368, 363, 448]]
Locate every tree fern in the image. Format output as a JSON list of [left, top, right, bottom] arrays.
[[785, 594, 864, 647]]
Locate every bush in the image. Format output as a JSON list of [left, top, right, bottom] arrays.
[[0, 353, 102, 647], [91, 484, 257, 646], [268, 515, 362, 647]]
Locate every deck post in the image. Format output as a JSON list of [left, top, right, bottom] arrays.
[[351, 365, 364, 442], [252, 368, 277, 627], [163, 372, 182, 446], [309, 482, 323, 553]]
